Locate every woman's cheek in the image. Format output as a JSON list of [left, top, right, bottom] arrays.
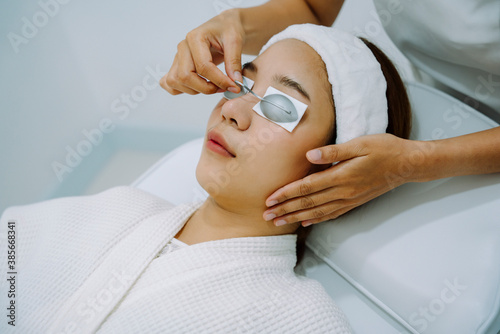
[[238, 141, 257, 162], [206, 109, 220, 128]]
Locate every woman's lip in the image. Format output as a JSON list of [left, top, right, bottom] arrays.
[[206, 130, 236, 157], [206, 139, 235, 157]]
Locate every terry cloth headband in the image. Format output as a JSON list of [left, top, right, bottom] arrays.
[[259, 23, 388, 144]]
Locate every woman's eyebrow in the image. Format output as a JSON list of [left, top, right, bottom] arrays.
[[272, 74, 311, 102], [242, 61, 257, 73], [242, 61, 311, 102]]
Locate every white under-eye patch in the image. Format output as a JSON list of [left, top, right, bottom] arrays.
[[244, 77, 255, 89], [252, 86, 307, 132], [223, 76, 308, 132]]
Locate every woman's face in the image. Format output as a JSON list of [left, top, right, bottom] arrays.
[[196, 39, 334, 213]]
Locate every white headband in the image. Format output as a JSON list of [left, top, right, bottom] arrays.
[[259, 24, 388, 144]]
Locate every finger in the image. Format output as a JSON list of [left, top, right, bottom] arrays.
[[306, 139, 367, 164], [160, 55, 183, 95], [265, 168, 335, 207], [272, 200, 351, 226], [175, 41, 221, 95], [164, 72, 200, 95], [222, 31, 243, 82], [161, 50, 206, 95], [301, 205, 356, 227], [161, 77, 184, 96], [263, 187, 335, 220], [187, 33, 237, 92]]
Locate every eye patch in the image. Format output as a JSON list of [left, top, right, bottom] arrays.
[[223, 76, 308, 132]]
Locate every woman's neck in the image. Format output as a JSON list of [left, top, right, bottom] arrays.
[[174, 197, 299, 245]]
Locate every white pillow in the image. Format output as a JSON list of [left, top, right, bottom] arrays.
[[306, 82, 500, 333], [132, 138, 206, 205]]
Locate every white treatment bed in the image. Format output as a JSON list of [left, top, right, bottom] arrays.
[[132, 81, 500, 334]]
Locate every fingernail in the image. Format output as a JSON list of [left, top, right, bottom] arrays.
[[302, 221, 313, 227], [267, 200, 278, 207], [306, 149, 322, 161], [216, 88, 225, 93], [264, 213, 276, 221], [228, 86, 239, 94], [275, 220, 287, 226], [233, 71, 242, 82]]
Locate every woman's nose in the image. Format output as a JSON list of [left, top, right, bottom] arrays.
[[220, 97, 253, 130]]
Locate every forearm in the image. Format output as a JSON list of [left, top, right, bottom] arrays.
[[232, 0, 344, 55], [410, 126, 500, 182]]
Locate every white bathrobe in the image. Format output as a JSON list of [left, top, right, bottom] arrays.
[[0, 186, 351, 333]]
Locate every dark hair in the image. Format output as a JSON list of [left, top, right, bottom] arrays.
[[295, 37, 412, 266]]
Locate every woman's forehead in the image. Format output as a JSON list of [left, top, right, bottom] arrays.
[[253, 40, 331, 105]]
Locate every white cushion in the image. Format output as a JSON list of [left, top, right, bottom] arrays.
[[133, 138, 206, 205], [132, 81, 500, 333]]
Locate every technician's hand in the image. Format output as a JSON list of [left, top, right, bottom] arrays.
[[160, 10, 244, 96], [263, 134, 420, 226]]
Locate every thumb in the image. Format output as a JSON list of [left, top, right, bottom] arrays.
[[306, 141, 361, 164]]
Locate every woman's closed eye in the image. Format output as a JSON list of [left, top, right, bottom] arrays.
[[223, 76, 308, 132]]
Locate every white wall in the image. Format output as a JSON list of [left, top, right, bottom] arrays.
[[0, 0, 412, 212]]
